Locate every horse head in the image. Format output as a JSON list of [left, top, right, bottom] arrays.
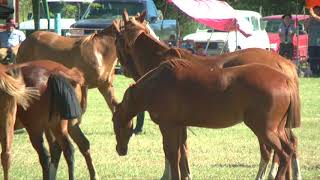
[[113, 19, 139, 79], [112, 100, 134, 156]]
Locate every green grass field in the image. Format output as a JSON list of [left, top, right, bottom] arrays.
[[3, 76, 320, 179]]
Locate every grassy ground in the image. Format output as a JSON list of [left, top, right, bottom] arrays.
[[3, 76, 320, 179]]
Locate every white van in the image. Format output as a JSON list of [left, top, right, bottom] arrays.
[[183, 10, 270, 55], [19, 0, 92, 35]]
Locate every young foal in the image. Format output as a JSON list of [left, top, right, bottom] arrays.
[[0, 65, 39, 180], [16, 23, 119, 113], [113, 59, 299, 180], [9, 61, 95, 180], [113, 12, 301, 180]]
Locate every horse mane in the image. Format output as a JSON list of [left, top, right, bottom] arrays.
[[0, 67, 40, 110], [80, 33, 96, 45], [80, 24, 117, 46]]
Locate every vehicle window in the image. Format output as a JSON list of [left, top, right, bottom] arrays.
[[39, 1, 90, 19], [83, 1, 145, 19], [265, 19, 295, 33], [265, 19, 281, 33], [251, 16, 260, 31]]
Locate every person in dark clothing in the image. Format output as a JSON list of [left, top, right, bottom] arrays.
[[133, 112, 145, 134], [304, 6, 320, 76], [278, 14, 295, 60]]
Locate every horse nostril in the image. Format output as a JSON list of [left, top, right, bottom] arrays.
[[116, 145, 127, 156]]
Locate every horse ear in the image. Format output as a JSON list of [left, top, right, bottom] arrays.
[[113, 20, 121, 33], [122, 9, 129, 25], [136, 11, 146, 23]]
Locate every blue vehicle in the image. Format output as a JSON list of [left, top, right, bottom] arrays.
[[68, 0, 178, 41]]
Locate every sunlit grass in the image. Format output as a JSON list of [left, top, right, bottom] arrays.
[[2, 76, 320, 179]]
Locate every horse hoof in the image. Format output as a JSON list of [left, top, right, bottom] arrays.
[[91, 175, 99, 180]]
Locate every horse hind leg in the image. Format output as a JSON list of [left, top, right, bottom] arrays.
[[0, 122, 15, 180], [256, 142, 272, 180], [27, 130, 51, 180], [259, 130, 293, 180], [51, 119, 75, 180], [287, 129, 302, 180], [68, 123, 98, 180], [45, 130, 62, 180]]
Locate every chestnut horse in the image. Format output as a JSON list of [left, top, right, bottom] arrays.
[[0, 64, 39, 180], [2, 61, 97, 180], [16, 24, 119, 113], [112, 59, 299, 180], [113, 11, 301, 180]]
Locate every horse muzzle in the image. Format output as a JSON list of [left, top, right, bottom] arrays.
[[116, 144, 128, 156]]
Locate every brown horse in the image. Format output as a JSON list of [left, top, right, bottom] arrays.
[[2, 60, 97, 180], [16, 24, 119, 113], [0, 64, 39, 180], [113, 11, 301, 180], [112, 59, 299, 180]]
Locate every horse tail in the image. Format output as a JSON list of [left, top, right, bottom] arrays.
[[286, 77, 301, 128], [0, 67, 40, 109], [47, 74, 82, 121]]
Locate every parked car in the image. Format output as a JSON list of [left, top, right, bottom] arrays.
[[19, 0, 91, 36], [263, 15, 309, 61], [68, 0, 178, 42], [182, 10, 270, 56]]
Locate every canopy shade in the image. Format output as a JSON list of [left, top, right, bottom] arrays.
[[168, 0, 253, 37]]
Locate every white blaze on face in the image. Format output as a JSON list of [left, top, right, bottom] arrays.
[[94, 49, 105, 76], [146, 23, 160, 40]]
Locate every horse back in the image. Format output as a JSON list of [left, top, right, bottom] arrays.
[[16, 31, 79, 63], [131, 59, 291, 127]]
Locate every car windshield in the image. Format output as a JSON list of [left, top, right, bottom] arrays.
[[39, 1, 90, 19], [82, 1, 145, 19]]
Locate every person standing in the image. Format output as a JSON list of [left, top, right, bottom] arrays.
[[304, 6, 320, 76], [278, 14, 295, 60], [0, 17, 26, 63]]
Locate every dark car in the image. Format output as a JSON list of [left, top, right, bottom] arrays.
[[68, 0, 178, 41]]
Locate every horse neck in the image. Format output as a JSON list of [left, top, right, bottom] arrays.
[[80, 34, 117, 65], [132, 33, 170, 76], [119, 85, 143, 123]]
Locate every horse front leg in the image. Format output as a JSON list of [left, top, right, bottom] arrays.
[[160, 125, 183, 180], [179, 127, 191, 180], [68, 123, 98, 180], [98, 75, 118, 114], [162, 127, 191, 180]]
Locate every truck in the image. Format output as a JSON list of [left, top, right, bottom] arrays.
[[68, 0, 178, 42], [183, 10, 270, 56], [0, 0, 17, 30], [18, 0, 92, 35]]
